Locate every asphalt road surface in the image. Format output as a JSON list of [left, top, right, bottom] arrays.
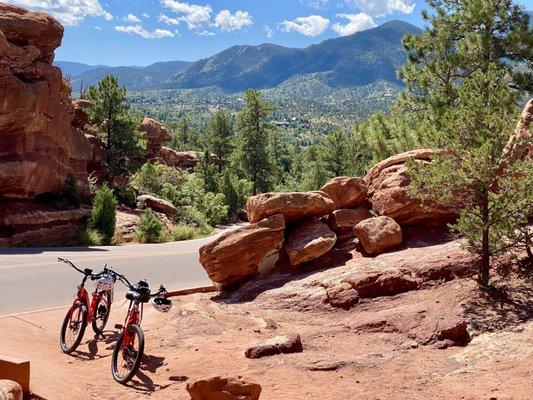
[[0, 236, 218, 315]]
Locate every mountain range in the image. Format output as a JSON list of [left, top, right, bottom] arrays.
[[56, 20, 421, 94]]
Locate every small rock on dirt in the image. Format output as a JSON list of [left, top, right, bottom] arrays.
[[186, 376, 261, 400], [245, 334, 303, 359]]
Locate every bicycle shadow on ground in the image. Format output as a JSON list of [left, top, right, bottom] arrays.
[[125, 354, 170, 393], [69, 330, 120, 361]]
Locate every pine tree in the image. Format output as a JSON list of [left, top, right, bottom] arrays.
[[408, 66, 532, 287], [360, 0, 532, 159], [320, 130, 350, 177], [194, 150, 219, 193], [169, 117, 200, 151], [86, 75, 143, 181], [233, 89, 276, 195], [206, 111, 233, 172]]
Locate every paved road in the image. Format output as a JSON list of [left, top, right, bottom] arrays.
[[0, 236, 217, 315]]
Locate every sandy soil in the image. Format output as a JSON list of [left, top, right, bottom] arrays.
[[1, 237, 531, 400]]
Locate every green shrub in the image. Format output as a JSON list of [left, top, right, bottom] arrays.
[[113, 185, 137, 207], [201, 192, 228, 226], [131, 163, 183, 197], [134, 208, 164, 243], [62, 174, 81, 207], [90, 185, 117, 239], [166, 223, 213, 241], [77, 228, 104, 246]]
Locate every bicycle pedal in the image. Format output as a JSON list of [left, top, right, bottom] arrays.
[[114, 324, 123, 329]]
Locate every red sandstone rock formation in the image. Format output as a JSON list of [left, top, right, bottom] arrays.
[[320, 176, 368, 209]]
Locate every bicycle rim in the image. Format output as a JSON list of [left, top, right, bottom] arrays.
[[60, 303, 87, 354], [111, 324, 144, 384], [92, 290, 111, 334]]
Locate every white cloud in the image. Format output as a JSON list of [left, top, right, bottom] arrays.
[[332, 13, 376, 36], [94, 25, 103, 31], [114, 25, 174, 39], [142, 13, 150, 18], [264, 25, 274, 38], [198, 30, 215, 37], [160, 0, 212, 29], [345, 0, 415, 17], [159, 14, 181, 25], [124, 13, 141, 23], [307, 0, 328, 9], [9, 0, 113, 25], [214, 10, 253, 32], [278, 15, 330, 37]]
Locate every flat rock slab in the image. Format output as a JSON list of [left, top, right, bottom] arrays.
[[186, 376, 262, 400], [245, 334, 303, 359]]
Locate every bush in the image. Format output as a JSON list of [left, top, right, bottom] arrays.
[[62, 174, 81, 207], [131, 163, 183, 197], [113, 185, 137, 207], [134, 208, 164, 243], [165, 223, 213, 241], [77, 228, 104, 246], [90, 185, 117, 239], [201, 192, 228, 226]]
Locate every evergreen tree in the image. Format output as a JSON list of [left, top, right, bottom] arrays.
[[408, 66, 532, 287], [86, 75, 143, 181], [206, 111, 233, 172], [195, 150, 219, 193], [320, 130, 350, 177], [169, 117, 200, 151], [360, 0, 532, 159], [233, 89, 276, 195], [90, 185, 117, 240]]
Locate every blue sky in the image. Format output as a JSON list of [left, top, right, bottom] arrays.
[[11, 0, 533, 66]]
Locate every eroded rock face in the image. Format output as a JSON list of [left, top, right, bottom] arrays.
[[140, 117, 172, 159], [246, 191, 335, 224], [498, 99, 533, 172], [0, 3, 89, 199], [354, 216, 402, 255], [284, 219, 336, 265], [364, 149, 456, 226], [186, 376, 261, 400], [321, 176, 368, 209], [199, 214, 285, 286]]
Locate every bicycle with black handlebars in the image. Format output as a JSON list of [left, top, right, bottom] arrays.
[[110, 274, 172, 384], [58, 257, 118, 354]]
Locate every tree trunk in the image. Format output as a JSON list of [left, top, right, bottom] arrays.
[[480, 188, 490, 287]]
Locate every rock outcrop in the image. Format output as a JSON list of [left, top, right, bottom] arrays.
[[0, 3, 91, 199], [327, 208, 372, 243], [0, 380, 22, 400], [140, 117, 172, 159], [498, 99, 533, 173], [284, 219, 336, 265], [245, 334, 303, 359], [321, 176, 368, 209], [353, 216, 402, 255], [199, 215, 285, 286], [137, 194, 177, 217], [364, 149, 456, 226], [246, 191, 335, 224], [186, 376, 261, 400]]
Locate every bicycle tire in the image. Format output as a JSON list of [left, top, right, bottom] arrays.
[[91, 290, 112, 334], [60, 302, 87, 354], [111, 324, 144, 384]]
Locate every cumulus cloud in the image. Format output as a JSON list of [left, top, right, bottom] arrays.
[[214, 10, 253, 31], [124, 13, 141, 23], [345, 0, 415, 17], [160, 0, 212, 29], [332, 13, 377, 36], [278, 15, 330, 37], [142, 13, 150, 18], [114, 25, 174, 39], [159, 14, 181, 25], [10, 0, 113, 25]]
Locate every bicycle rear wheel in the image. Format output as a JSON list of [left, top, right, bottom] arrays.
[[91, 290, 112, 334], [111, 324, 144, 384], [60, 302, 87, 354]]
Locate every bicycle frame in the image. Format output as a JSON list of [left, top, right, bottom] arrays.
[[68, 277, 103, 325], [122, 302, 141, 346]]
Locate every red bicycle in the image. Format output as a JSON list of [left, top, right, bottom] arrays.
[[111, 275, 172, 384], [58, 257, 116, 354]]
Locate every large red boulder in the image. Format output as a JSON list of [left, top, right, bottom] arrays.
[[284, 219, 336, 265], [353, 216, 402, 255], [186, 376, 261, 400], [320, 176, 368, 209], [326, 207, 372, 243], [246, 191, 335, 224], [364, 149, 456, 225], [199, 214, 285, 286]]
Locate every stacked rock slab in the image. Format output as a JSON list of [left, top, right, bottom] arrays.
[[199, 214, 285, 286], [285, 219, 337, 265], [364, 149, 457, 225]]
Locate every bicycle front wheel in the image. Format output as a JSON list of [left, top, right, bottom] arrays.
[[91, 290, 112, 334], [60, 302, 87, 354], [111, 324, 144, 384]]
